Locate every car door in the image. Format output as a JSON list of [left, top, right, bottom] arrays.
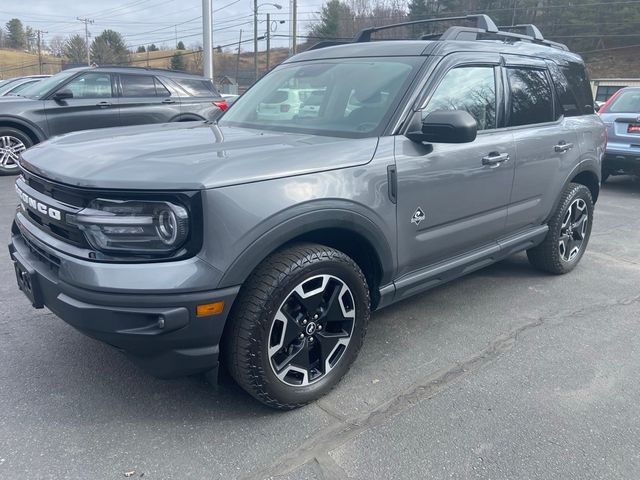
[[118, 73, 181, 126], [44, 71, 120, 136], [502, 57, 581, 233], [395, 55, 516, 278]]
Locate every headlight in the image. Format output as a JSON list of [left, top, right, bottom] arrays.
[[70, 199, 189, 254]]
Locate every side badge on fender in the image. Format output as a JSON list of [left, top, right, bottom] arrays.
[[411, 207, 426, 226]]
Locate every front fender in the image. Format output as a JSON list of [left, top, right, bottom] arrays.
[[0, 115, 47, 142], [217, 206, 395, 288]]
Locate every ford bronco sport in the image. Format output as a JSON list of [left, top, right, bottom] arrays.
[[9, 15, 605, 409]]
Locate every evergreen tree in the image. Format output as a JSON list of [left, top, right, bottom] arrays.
[[90, 30, 128, 65], [170, 52, 186, 71], [6, 18, 26, 49], [148, 44, 159, 52], [308, 0, 355, 40], [137, 45, 146, 53], [63, 34, 88, 64], [176, 41, 185, 50]]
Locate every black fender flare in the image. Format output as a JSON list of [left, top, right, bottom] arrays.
[[169, 114, 205, 123], [0, 115, 47, 143], [545, 159, 600, 224], [218, 208, 396, 288]]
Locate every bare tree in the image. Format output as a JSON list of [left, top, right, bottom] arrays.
[[49, 35, 65, 57]]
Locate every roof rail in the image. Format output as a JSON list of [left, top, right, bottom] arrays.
[[307, 40, 350, 50], [353, 14, 498, 43]]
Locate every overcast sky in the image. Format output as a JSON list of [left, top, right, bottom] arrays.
[[1, 0, 324, 52]]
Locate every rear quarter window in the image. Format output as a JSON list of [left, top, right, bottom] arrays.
[[174, 78, 219, 97], [507, 68, 554, 126], [560, 62, 595, 115]]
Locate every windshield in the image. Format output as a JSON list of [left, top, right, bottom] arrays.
[[607, 88, 640, 113], [19, 70, 78, 99], [220, 58, 421, 138]]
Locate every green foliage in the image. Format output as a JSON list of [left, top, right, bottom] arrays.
[[177, 41, 185, 50], [63, 34, 88, 64], [136, 45, 146, 53], [308, 0, 354, 40], [170, 52, 186, 71], [91, 29, 128, 65], [148, 43, 159, 52], [5, 18, 25, 49]]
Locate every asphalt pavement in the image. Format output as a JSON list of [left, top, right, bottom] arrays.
[[0, 174, 639, 479]]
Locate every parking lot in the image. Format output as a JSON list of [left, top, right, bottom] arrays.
[[0, 174, 638, 479]]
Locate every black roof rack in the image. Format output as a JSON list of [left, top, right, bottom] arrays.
[[354, 14, 498, 43], [314, 14, 569, 51]]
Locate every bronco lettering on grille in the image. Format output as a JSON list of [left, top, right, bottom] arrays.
[[16, 185, 62, 221]]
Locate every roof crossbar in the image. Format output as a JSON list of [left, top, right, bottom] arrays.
[[498, 24, 545, 41], [353, 14, 498, 43]]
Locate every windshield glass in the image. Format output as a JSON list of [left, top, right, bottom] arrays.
[[220, 58, 421, 138], [20, 70, 78, 99], [608, 88, 640, 113]]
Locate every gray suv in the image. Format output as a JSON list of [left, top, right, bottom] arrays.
[[9, 16, 605, 409], [0, 66, 227, 175]]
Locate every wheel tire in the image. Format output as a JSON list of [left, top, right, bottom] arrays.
[[0, 127, 32, 176], [224, 243, 370, 409], [527, 183, 594, 275]]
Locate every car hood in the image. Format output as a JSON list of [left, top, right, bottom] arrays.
[[20, 122, 379, 190]]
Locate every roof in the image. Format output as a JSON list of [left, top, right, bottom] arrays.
[[289, 39, 583, 65], [67, 65, 208, 79]]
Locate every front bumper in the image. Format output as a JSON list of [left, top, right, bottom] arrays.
[[9, 217, 239, 378]]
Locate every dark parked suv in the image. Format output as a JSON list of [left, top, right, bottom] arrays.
[[9, 16, 605, 409], [0, 66, 227, 175]]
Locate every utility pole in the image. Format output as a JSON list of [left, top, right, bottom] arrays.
[[36, 29, 47, 74], [266, 13, 271, 72], [254, 0, 259, 82], [292, 0, 297, 55], [175, 25, 178, 48], [202, 0, 213, 80], [235, 29, 242, 84], [77, 17, 93, 66]]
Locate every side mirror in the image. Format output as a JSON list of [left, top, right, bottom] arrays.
[[407, 110, 478, 144], [53, 89, 73, 101]]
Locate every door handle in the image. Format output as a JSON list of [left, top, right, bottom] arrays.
[[554, 142, 574, 153], [482, 152, 510, 166], [162, 98, 176, 104], [96, 101, 112, 108]]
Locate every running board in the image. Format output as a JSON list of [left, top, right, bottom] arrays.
[[386, 225, 548, 306]]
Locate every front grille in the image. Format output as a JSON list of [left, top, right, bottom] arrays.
[[17, 171, 90, 249], [21, 229, 61, 274]]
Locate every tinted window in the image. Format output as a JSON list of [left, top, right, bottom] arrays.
[[154, 78, 171, 97], [175, 78, 218, 96], [423, 66, 496, 130], [561, 63, 594, 114], [507, 68, 553, 126], [121, 74, 156, 97], [607, 89, 640, 113], [64, 72, 113, 99], [548, 64, 580, 118]]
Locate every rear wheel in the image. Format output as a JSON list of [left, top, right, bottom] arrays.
[[527, 183, 594, 274], [0, 127, 32, 176], [224, 244, 370, 409]]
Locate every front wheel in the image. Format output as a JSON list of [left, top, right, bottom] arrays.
[[0, 128, 32, 176], [527, 183, 594, 274], [224, 244, 370, 409]]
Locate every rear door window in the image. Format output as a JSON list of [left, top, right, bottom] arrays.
[[121, 74, 157, 97], [507, 68, 554, 126]]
